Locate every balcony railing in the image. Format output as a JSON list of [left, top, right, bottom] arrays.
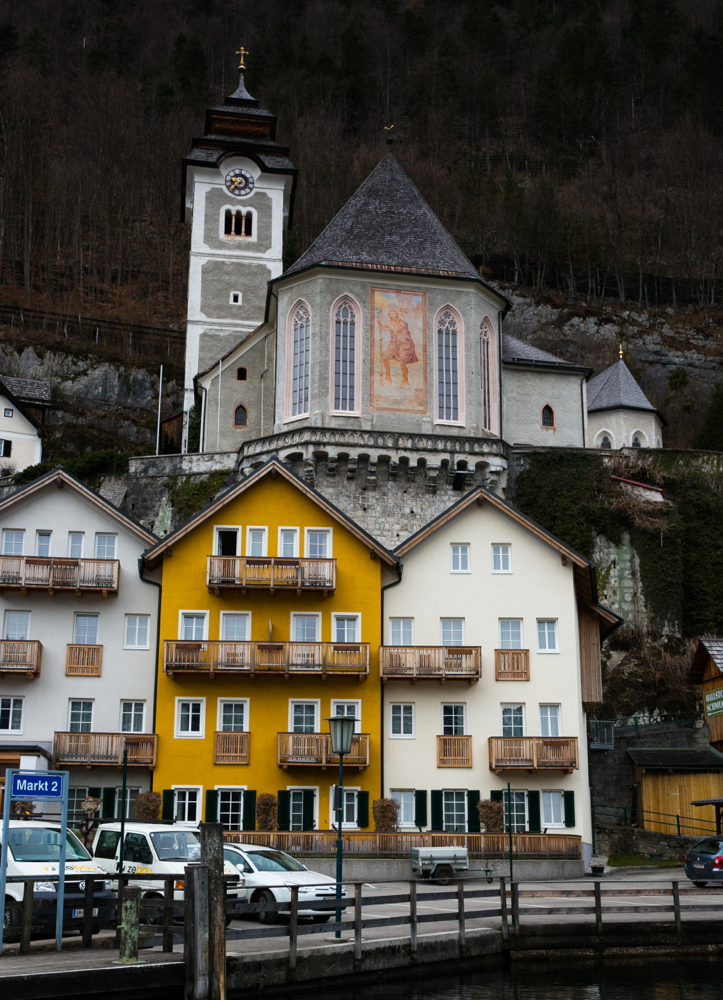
[[488, 736, 579, 773], [379, 646, 480, 683], [53, 732, 157, 767], [494, 649, 530, 681], [0, 557, 119, 596], [214, 731, 250, 765], [0, 640, 42, 677], [164, 641, 369, 678], [66, 644, 102, 676], [277, 732, 370, 769], [437, 734, 472, 767], [207, 556, 336, 594]]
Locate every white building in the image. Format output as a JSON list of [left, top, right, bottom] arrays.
[[0, 468, 160, 821], [381, 487, 619, 865], [587, 358, 665, 450], [0, 378, 47, 473]]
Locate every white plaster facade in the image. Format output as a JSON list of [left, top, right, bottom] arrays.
[[0, 390, 42, 472], [501, 368, 588, 448], [0, 470, 159, 819], [588, 409, 664, 450]]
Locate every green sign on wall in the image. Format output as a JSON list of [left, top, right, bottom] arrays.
[[705, 688, 723, 718]]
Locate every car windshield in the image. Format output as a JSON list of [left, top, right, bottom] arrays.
[[5, 827, 91, 863], [150, 831, 201, 861], [245, 850, 305, 873], [692, 838, 723, 855]]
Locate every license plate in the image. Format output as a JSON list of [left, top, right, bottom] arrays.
[[693, 863, 706, 869], [72, 908, 99, 918]]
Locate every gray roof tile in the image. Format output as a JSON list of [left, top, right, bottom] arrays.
[[0, 376, 51, 405], [627, 747, 723, 769], [587, 359, 656, 413], [701, 639, 723, 672], [502, 335, 582, 369]]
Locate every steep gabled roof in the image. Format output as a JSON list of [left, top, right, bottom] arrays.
[[0, 380, 44, 432], [0, 377, 51, 406], [502, 335, 591, 373], [628, 747, 723, 770], [279, 154, 506, 302], [688, 638, 723, 683], [142, 457, 398, 570], [587, 359, 658, 415]]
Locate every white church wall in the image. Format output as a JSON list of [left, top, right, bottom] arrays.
[[588, 410, 663, 449], [501, 367, 586, 447]]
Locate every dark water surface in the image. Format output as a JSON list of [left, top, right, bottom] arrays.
[[312, 958, 723, 1000]]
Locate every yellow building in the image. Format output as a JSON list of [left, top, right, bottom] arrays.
[[143, 458, 397, 833]]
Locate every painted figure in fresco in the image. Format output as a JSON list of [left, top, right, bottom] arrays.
[[379, 308, 419, 387]]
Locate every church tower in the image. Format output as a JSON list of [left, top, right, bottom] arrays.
[[180, 52, 296, 449]]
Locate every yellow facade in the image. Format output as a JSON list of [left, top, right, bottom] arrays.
[[150, 467, 388, 832]]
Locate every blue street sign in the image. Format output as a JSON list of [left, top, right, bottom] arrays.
[[10, 772, 65, 800]]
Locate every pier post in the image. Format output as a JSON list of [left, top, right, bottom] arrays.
[[594, 880, 603, 950], [117, 884, 141, 964], [499, 878, 509, 944], [200, 823, 226, 1000], [511, 882, 520, 941], [288, 886, 299, 975], [457, 881, 466, 954], [20, 880, 33, 954], [410, 881, 418, 957], [184, 865, 210, 1000], [82, 876, 95, 948], [672, 881, 682, 945], [163, 878, 175, 953], [354, 883, 362, 962]]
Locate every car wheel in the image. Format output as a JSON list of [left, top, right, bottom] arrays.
[[255, 889, 278, 925], [434, 866, 453, 885], [693, 881, 708, 887], [312, 914, 331, 923], [141, 892, 164, 925], [3, 897, 19, 938]]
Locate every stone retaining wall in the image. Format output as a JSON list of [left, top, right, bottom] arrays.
[[595, 823, 696, 860]]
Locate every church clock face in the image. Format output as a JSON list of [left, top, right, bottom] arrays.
[[225, 168, 254, 198]]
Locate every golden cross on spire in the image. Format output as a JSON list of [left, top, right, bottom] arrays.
[[236, 45, 249, 71], [619, 343, 624, 359]]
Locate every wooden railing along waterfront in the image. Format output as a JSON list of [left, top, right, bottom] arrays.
[[0, 557, 119, 595], [494, 649, 530, 681], [489, 736, 579, 772], [66, 644, 102, 676], [437, 734, 473, 767], [164, 640, 369, 677], [0, 639, 41, 677], [207, 556, 336, 593], [53, 732, 158, 767], [379, 646, 480, 683], [214, 731, 250, 765], [277, 732, 370, 769]]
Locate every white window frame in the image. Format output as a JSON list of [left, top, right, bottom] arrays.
[[440, 618, 465, 646], [120, 700, 146, 733], [328, 293, 363, 418], [290, 612, 322, 643], [2, 529, 24, 556], [285, 299, 312, 422], [542, 790, 565, 829], [303, 527, 333, 559], [172, 785, 203, 826], [214, 525, 242, 557], [389, 618, 414, 645], [499, 619, 523, 649], [329, 785, 361, 830], [330, 699, 361, 733], [391, 789, 416, 828], [68, 699, 94, 732], [3, 610, 30, 641], [277, 527, 300, 558], [124, 614, 151, 650], [442, 789, 468, 832], [116, 786, 141, 820], [68, 532, 84, 558], [433, 305, 466, 427], [389, 702, 415, 739], [492, 544, 511, 573], [94, 533, 117, 559], [73, 612, 99, 645], [178, 610, 209, 641], [245, 525, 268, 558], [0, 696, 24, 734], [288, 699, 320, 733], [537, 619, 558, 653], [501, 703, 526, 738], [331, 612, 361, 643], [441, 703, 466, 736], [217, 698, 250, 732], [35, 531, 52, 557], [219, 611, 251, 642], [450, 543, 470, 574], [214, 785, 248, 832], [539, 704, 561, 738], [503, 789, 529, 833], [175, 697, 206, 739], [229, 291, 243, 305], [287, 785, 319, 831]]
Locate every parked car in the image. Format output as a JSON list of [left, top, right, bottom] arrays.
[[2, 820, 113, 937], [685, 837, 723, 886], [223, 843, 348, 924]]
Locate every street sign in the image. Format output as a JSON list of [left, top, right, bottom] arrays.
[[705, 688, 723, 718], [10, 772, 65, 800]]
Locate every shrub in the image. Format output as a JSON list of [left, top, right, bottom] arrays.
[[477, 799, 504, 833], [372, 797, 399, 833], [133, 791, 162, 821], [256, 793, 278, 832]]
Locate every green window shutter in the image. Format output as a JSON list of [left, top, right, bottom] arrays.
[[242, 790, 256, 831], [528, 791, 541, 832], [490, 790, 503, 803], [357, 791, 369, 828], [414, 790, 427, 828], [564, 791, 576, 828], [277, 791, 290, 831], [161, 789, 174, 822], [302, 790, 315, 830], [467, 790, 480, 833], [431, 790, 444, 831], [88, 786, 101, 799], [205, 790, 218, 824], [102, 787, 116, 820]]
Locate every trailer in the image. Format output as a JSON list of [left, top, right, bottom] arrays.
[[410, 846, 469, 883]]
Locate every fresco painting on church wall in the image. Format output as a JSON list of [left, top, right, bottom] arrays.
[[370, 288, 427, 414]]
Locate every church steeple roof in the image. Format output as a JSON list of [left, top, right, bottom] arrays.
[[281, 153, 501, 292], [586, 358, 657, 414]]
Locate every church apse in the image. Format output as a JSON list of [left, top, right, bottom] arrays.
[[370, 287, 427, 414]]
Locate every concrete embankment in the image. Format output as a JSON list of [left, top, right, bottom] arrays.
[[296, 857, 583, 880]]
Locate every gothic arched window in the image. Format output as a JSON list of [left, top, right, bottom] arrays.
[[541, 404, 555, 428], [632, 434, 642, 448], [437, 309, 460, 422], [234, 404, 248, 427], [332, 298, 357, 412], [480, 318, 494, 431], [600, 434, 612, 449], [290, 302, 311, 417]]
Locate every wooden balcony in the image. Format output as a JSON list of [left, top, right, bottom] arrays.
[[66, 644, 102, 676], [207, 556, 336, 595], [164, 640, 369, 679], [0, 640, 42, 678], [277, 732, 370, 770], [54, 732, 157, 768], [437, 734, 472, 767], [488, 736, 579, 773], [379, 646, 480, 684], [0, 557, 119, 596], [214, 731, 250, 765], [495, 649, 530, 681]]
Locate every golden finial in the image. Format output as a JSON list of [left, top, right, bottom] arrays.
[[384, 124, 395, 147], [236, 46, 249, 71], [619, 343, 624, 359]]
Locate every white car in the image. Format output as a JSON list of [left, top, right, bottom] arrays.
[[223, 843, 348, 924]]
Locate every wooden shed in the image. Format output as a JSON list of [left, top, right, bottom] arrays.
[[628, 747, 723, 836], [688, 638, 723, 751]]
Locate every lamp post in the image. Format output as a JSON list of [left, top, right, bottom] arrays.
[[327, 714, 356, 939]]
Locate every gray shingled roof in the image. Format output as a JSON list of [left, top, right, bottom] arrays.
[[282, 154, 483, 281], [628, 747, 723, 769], [502, 335, 583, 369], [587, 359, 656, 413], [0, 376, 51, 405], [701, 639, 723, 672]]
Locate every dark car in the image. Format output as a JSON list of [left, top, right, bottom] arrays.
[[684, 837, 723, 886]]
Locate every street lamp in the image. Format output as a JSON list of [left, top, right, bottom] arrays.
[[327, 714, 356, 938]]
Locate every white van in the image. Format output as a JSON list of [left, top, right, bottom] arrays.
[[2, 820, 113, 936], [91, 822, 245, 920]]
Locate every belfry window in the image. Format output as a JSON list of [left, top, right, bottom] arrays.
[[541, 405, 555, 427], [234, 405, 248, 427], [291, 303, 311, 417], [437, 310, 459, 421], [223, 209, 253, 239], [333, 299, 356, 412]]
